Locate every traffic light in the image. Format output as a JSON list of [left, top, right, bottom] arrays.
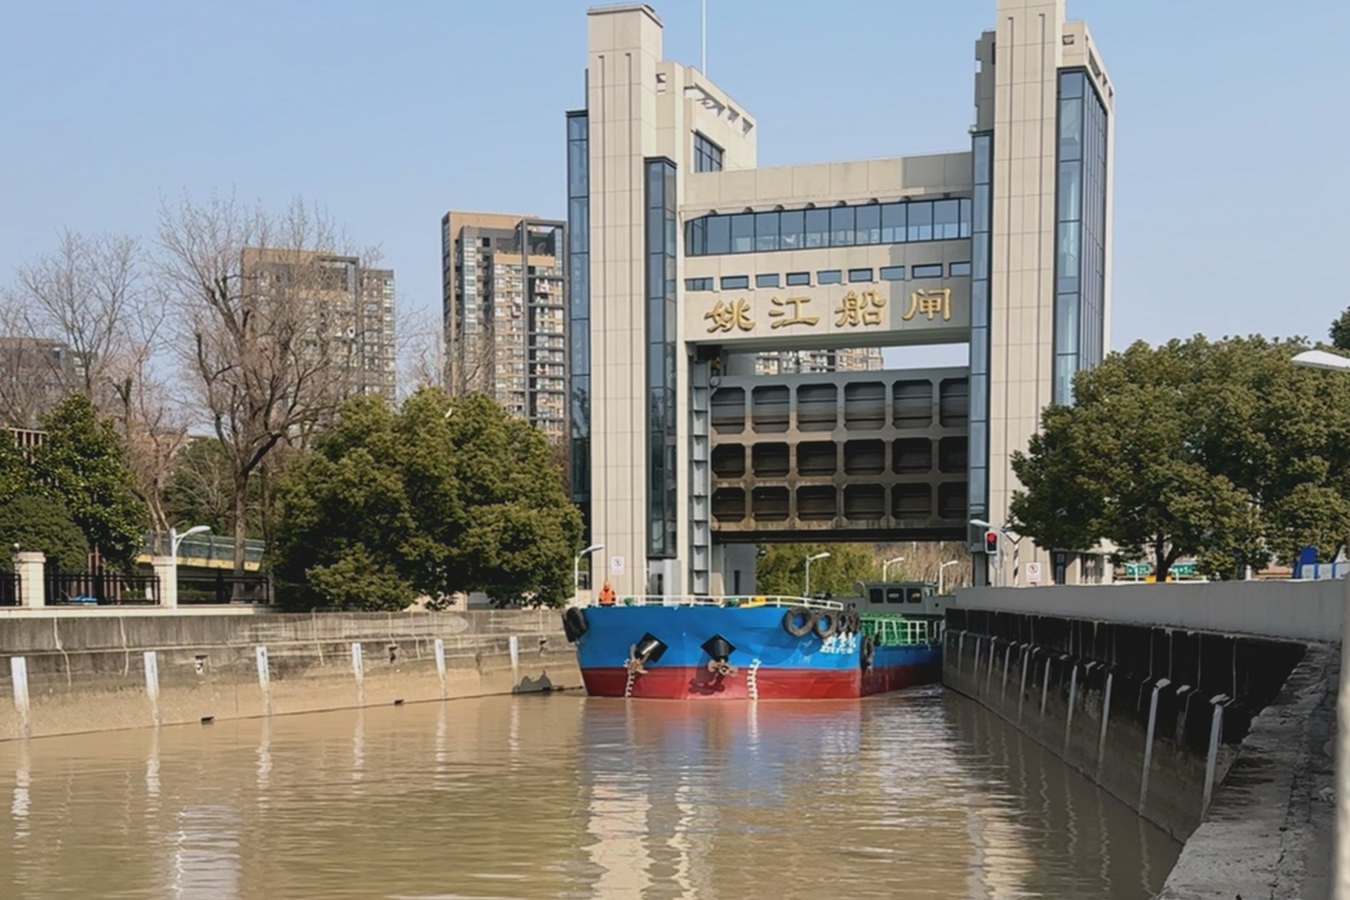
[[983, 529, 1001, 556]]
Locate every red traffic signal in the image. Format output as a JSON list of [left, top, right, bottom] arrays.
[[983, 530, 1001, 555]]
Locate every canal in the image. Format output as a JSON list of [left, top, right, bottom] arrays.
[[0, 690, 1179, 899]]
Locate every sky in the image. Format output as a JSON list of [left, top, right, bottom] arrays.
[[2, 0, 1348, 370]]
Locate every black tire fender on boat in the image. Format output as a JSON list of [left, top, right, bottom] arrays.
[[562, 607, 589, 643], [860, 635, 876, 670], [783, 606, 816, 638], [813, 611, 840, 640]]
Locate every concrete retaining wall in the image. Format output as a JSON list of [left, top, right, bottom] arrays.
[[0, 610, 581, 741]]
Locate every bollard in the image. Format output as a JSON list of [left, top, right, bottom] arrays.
[[10, 657, 31, 739], [1202, 693, 1230, 815], [434, 638, 447, 700], [351, 643, 365, 706], [143, 651, 161, 727], [1095, 671, 1114, 784], [255, 646, 272, 716], [1139, 677, 1171, 813]]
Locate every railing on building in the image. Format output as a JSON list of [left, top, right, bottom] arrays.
[[178, 573, 272, 605], [45, 571, 160, 606], [0, 573, 19, 607]]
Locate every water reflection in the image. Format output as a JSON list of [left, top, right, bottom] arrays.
[[0, 692, 1179, 899]]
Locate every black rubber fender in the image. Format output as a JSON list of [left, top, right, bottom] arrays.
[[860, 635, 876, 670], [562, 607, 589, 643], [783, 606, 816, 638], [813, 611, 840, 640]]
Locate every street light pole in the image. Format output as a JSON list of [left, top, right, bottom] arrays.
[[1293, 348, 1350, 900], [939, 559, 958, 595], [804, 551, 830, 598], [168, 525, 210, 607], [882, 556, 905, 581], [573, 543, 605, 600]]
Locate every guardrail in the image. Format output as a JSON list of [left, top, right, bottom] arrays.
[[0, 573, 18, 607], [592, 594, 846, 611], [45, 572, 160, 606]]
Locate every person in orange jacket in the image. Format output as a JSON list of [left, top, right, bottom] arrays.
[[598, 579, 616, 606]]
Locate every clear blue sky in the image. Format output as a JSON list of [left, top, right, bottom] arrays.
[[2, 0, 1347, 364]]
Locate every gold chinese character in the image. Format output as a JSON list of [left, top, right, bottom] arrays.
[[834, 290, 887, 328], [704, 298, 755, 333], [767, 295, 820, 329], [902, 288, 952, 322]]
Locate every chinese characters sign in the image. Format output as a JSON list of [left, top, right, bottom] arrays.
[[694, 283, 965, 340]]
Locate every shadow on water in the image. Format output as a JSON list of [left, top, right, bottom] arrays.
[[0, 689, 1179, 900]]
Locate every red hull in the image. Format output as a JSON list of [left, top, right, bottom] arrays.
[[581, 663, 940, 700]]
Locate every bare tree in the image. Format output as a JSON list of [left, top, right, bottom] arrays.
[[157, 191, 366, 574], [0, 229, 148, 426], [397, 304, 445, 400], [875, 541, 974, 592]]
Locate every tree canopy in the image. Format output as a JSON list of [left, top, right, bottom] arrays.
[[273, 389, 583, 611], [754, 543, 879, 598], [1010, 336, 1350, 581], [1330, 307, 1350, 352], [0, 494, 90, 574]]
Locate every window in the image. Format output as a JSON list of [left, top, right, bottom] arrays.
[[683, 197, 975, 256], [755, 273, 780, 288], [694, 132, 724, 172], [817, 270, 842, 285], [721, 275, 749, 290], [685, 277, 714, 291], [786, 271, 811, 286], [912, 264, 943, 279], [880, 266, 906, 281], [848, 268, 873, 283], [949, 262, 972, 277]]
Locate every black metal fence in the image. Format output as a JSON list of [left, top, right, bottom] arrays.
[[178, 573, 272, 605], [45, 572, 160, 606], [0, 572, 18, 607]]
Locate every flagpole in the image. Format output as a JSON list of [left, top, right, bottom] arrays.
[[701, 0, 707, 74]]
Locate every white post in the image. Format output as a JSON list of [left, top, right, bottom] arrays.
[[143, 650, 161, 727], [508, 635, 520, 678], [351, 642, 365, 706], [255, 646, 271, 716], [434, 638, 447, 699], [12, 551, 45, 608], [10, 657, 31, 739]]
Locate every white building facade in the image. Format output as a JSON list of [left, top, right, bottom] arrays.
[[568, 0, 1114, 596]]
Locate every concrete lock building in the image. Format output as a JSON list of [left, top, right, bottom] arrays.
[[568, 0, 1114, 596]]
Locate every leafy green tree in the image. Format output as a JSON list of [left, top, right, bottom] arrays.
[[755, 543, 878, 598], [273, 389, 583, 611], [0, 494, 89, 573], [1331, 307, 1350, 352], [32, 394, 144, 571], [1011, 336, 1350, 581]]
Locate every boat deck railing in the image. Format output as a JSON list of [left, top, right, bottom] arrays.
[[595, 594, 846, 611], [861, 614, 942, 647]]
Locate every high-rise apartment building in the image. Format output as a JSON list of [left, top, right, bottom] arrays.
[[441, 212, 567, 437], [241, 248, 397, 404], [0, 337, 91, 427]]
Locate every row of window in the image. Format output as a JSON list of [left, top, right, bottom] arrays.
[[685, 197, 973, 257], [694, 132, 724, 173], [685, 262, 971, 292]]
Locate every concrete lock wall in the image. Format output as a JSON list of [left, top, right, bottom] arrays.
[[0, 611, 582, 742], [943, 606, 1309, 841]]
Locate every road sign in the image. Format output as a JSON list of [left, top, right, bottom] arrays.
[[1172, 562, 1197, 577], [609, 555, 626, 576], [1025, 562, 1042, 585], [1125, 563, 1152, 577]]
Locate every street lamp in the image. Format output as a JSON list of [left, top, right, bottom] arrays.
[[882, 556, 905, 581], [804, 551, 831, 598], [168, 525, 210, 607], [573, 543, 604, 598], [939, 559, 959, 595], [1293, 347, 1350, 900]]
